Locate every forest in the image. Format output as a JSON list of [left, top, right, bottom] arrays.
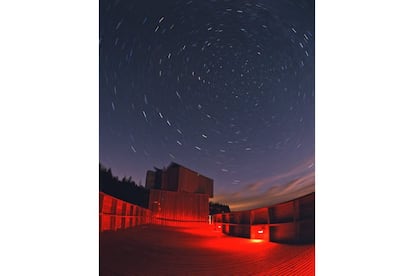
[[99, 163, 149, 208]]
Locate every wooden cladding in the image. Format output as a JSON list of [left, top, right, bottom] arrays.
[[176, 166, 213, 197], [251, 207, 269, 225], [269, 201, 295, 223], [148, 189, 209, 225], [146, 163, 213, 197]]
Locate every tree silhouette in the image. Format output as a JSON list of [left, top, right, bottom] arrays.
[[209, 201, 231, 215], [99, 163, 149, 208]]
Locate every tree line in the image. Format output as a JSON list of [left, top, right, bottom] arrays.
[[99, 163, 149, 208], [209, 202, 231, 214]]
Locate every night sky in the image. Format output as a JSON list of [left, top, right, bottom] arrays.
[[100, 0, 315, 210]]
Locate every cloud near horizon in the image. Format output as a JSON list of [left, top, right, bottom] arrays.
[[212, 158, 315, 211]]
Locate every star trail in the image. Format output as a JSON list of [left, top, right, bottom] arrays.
[[100, 0, 315, 209]]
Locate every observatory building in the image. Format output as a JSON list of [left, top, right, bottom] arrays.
[[145, 162, 213, 224]]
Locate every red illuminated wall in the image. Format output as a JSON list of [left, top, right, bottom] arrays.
[[213, 193, 315, 244], [99, 192, 152, 232], [148, 189, 209, 226]]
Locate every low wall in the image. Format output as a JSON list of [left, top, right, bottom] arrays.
[[213, 193, 315, 244], [99, 192, 152, 232]]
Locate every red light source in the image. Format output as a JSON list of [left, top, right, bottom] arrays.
[[250, 239, 264, 243], [258, 229, 264, 234], [218, 225, 222, 229]]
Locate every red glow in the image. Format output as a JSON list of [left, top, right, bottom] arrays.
[[149, 189, 209, 225], [250, 239, 264, 243], [100, 190, 315, 274], [212, 193, 315, 244], [100, 225, 315, 275], [99, 192, 153, 232]]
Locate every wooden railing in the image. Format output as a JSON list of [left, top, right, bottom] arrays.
[[99, 192, 152, 232], [212, 193, 315, 244]]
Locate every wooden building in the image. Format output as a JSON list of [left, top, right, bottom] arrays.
[[146, 163, 214, 225]]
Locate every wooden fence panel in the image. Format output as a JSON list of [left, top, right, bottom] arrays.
[[99, 192, 153, 232]]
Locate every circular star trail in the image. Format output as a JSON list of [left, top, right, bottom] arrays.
[[100, 0, 314, 204]]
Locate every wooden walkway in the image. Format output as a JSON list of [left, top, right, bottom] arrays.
[[100, 225, 314, 275]]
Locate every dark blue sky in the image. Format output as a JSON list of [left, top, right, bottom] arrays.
[[100, 0, 315, 209]]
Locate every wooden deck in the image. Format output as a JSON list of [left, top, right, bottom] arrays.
[[100, 225, 314, 275]]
